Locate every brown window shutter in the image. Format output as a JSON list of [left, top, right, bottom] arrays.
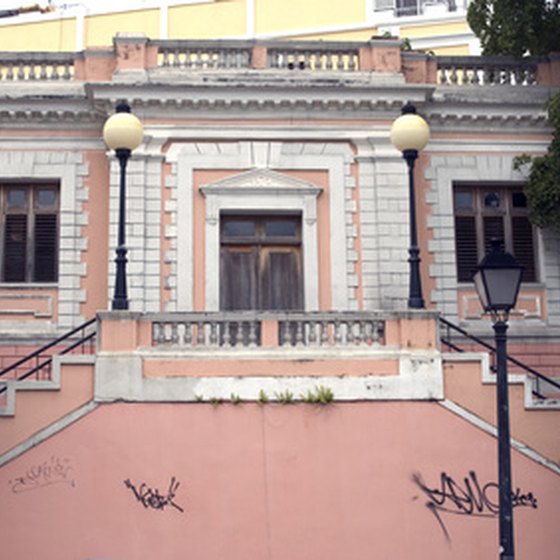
[[3, 214, 27, 281], [455, 216, 478, 282], [33, 213, 58, 282], [512, 216, 536, 282], [260, 247, 303, 310], [220, 247, 259, 311]]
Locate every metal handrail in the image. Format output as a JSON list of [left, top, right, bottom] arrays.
[[439, 316, 560, 398], [0, 318, 96, 381]]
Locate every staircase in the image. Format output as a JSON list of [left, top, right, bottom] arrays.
[[0, 319, 97, 462], [1, 314, 559, 467]]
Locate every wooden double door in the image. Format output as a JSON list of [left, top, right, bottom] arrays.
[[220, 214, 303, 311]]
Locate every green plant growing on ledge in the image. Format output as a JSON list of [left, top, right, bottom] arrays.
[[274, 390, 294, 404], [194, 394, 204, 402], [301, 385, 334, 405], [258, 389, 269, 404], [230, 393, 242, 405], [210, 396, 222, 407]]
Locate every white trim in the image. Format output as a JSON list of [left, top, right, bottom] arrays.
[[168, 141, 353, 313], [0, 401, 98, 468], [440, 399, 560, 475], [94, 349, 443, 402], [245, 0, 255, 38], [160, 1, 169, 39]]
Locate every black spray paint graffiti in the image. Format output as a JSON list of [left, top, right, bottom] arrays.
[[412, 470, 537, 541], [124, 477, 184, 513], [9, 456, 75, 494]]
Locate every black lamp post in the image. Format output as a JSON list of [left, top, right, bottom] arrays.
[[102, 102, 143, 310], [474, 239, 523, 560], [390, 102, 430, 309]]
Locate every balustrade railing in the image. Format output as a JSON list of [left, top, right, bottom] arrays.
[[0, 42, 552, 87], [278, 312, 383, 346], [154, 40, 252, 70], [148, 312, 385, 349], [436, 55, 540, 86], [266, 42, 360, 72], [0, 52, 74, 81]]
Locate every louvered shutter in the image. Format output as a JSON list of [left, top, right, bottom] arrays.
[[3, 214, 27, 281], [512, 216, 536, 282], [33, 213, 58, 282], [455, 216, 478, 282]]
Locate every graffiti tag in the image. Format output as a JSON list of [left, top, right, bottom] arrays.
[[9, 456, 75, 494], [412, 470, 537, 541], [124, 477, 184, 513]]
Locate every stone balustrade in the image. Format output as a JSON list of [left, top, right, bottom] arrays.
[[436, 55, 540, 86], [149, 311, 385, 349], [1, 38, 557, 86], [0, 52, 74, 81], [155, 40, 253, 70]]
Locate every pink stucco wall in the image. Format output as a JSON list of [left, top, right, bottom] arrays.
[[1, 401, 558, 559]]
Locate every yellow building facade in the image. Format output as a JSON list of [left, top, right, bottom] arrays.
[[0, 0, 477, 54]]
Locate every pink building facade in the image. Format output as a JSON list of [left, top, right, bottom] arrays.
[[0, 36, 559, 559]]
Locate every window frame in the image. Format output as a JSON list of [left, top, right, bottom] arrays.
[[453, 183, 537, 284], [0, 182, 59, 284]]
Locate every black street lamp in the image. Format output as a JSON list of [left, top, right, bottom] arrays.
[[474, 239, 524, 560], [390, 102, 430, 309], [102, 102, 143, 310]]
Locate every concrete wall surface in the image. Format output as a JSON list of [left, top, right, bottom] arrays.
[[0, 401, 557, 559]]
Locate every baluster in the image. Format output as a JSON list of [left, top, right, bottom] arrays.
[[450, 65, 458, 84], [373, 321, 382, 344], [235, 51, 242, 69], [472, 66, 480, 85], [185, 322, 193, 347], [152, 322, 161, 344], [28, 64, 37, 80], [248, 321, 257, 347], [209, 321, 218, 346], [171, 323, 179, 344], [334, 320, 343, 345], [40, 62, 48, 80], [349, 52, 357, 71], [216, 50, 225, 69], [320, 321, 329, 345], [161, 50, 170, 67], [280, 322, 290, 346], [63, 62, 72, 80], [325, 52, 333, 70], [222, 321, 231, 347], [355, 321, 363, 345], [17, 63, 25, 80], [308, 320, 317, 345], [295, 321, 304, 346], [336, 52, 344, 71], [173, 49, 181, 68], [197, 321, 205, 346], [6, 63, 14, 80]]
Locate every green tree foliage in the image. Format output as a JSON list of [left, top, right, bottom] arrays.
[[467, 0, 560, 56], [515, 91, 560, 233]]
